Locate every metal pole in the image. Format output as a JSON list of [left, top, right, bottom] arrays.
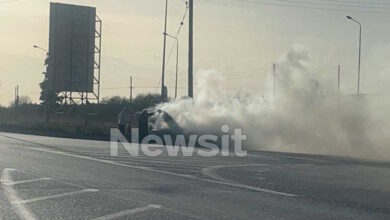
[[130, 76, 133, 102], [357, 23, 362, 95], [33, 44, 50, 123], [14, 86, 18, 121], [14, 86, 17, 106], [15, 85, 19, 120], [166, 34, 179, 99], [16, 85, 19, 106], [33, 45, 48, 54], [161, 0, 168, 100], [175, 39, 179, 99], [346, 16, 362, 95], [188, 0, 194, 98]]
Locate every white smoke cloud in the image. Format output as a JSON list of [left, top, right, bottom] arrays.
[[159, 45, 390, 160]]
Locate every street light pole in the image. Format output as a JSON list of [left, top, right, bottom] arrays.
[[33, 45, 48, 57], [346, 16, 362, 95], [167, 34, 179, 99], [33, 45, 49, 65], [33, 45, 50, 123], [175, 39, 178, 99], [33, 45, 47, 52]]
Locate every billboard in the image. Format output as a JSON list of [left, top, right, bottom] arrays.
[[47, 3, 96, 93]]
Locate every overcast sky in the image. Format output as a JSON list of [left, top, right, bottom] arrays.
[[1, 0, 390, 105]]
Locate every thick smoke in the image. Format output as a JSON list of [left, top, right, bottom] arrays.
[[159, 45, 390, 160]]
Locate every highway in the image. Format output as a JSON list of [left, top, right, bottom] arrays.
[[0, 132, 389, 219]]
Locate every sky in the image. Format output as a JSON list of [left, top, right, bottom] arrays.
[[1, 0, 390, 106]]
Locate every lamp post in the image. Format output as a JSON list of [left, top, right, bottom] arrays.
[[167, 34, 179, 99], [33, 45, 50, 123], [33, 45, 48, 55], [346, 16, 362, 95], [33, 45, 49, 65]]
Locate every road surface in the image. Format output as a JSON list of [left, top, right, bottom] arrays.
[[0, 132, 389, 219]]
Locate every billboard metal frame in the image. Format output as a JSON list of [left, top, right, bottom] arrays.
[[56, 15, 102, 116]]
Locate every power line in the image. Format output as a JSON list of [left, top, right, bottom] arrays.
[[319, 0, 390, 7], [156, 1, 189, 94], [272, 0, 390, 10], [234, 0, 390, 15], [101, 84, 269, 90], [166, 2, 189, 66]]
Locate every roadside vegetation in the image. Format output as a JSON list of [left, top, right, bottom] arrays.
[[0, 93, 163, 140]]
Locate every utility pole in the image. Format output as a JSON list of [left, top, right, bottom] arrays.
[[130, 76, 133, 102], [188, 0, 194, 98], [338, 65, 341, 95], [14, 85, 19, 121], [14, 85, 19, 107], [161, 0, 169, 101], [175, 36, 179, 99]]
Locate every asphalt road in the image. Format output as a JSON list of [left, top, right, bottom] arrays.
[[0, 132, 389, 220]]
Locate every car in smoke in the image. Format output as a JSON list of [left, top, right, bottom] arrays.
[[136, 108, 185, 145]]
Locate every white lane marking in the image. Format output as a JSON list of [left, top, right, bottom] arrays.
[[13, 189, 99, 205], [276, 156, 327, 163], [1, 169, 37, 220], [113, 158, 205, 167], [202, 164, 267, 183], [201, 164, 296, 197], [257, 177, 266, 180], [91, 204, 162, 220], [108, 155, 232, 166], [1, 178, 52, 186], [7, 141, 296, 197], [246, 153, 326, 163]]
